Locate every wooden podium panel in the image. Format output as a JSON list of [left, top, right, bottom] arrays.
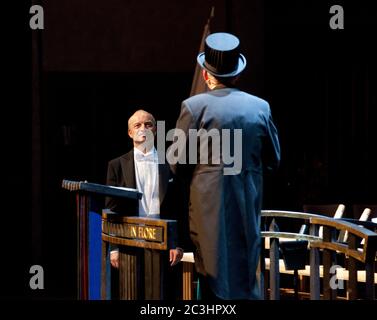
[[62, 179, 142, 300], [101, 213, 177, 300], [62, 179, 178, 300]]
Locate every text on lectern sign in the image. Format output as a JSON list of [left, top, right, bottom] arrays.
[[103, 221, 163, 242], [101, 212, 177, 250]]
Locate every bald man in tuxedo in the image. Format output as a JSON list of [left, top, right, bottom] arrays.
[[106, 110, 189, 299]]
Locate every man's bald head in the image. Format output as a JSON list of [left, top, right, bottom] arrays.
[[128, 109, 157, 152], [128, 110, 156, 130]]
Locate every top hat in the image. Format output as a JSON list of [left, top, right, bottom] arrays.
[[197, 32, 246, 78]]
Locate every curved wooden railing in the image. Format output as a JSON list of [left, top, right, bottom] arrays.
[[261, 210, 377, 300], [181, 210, 377, 300]]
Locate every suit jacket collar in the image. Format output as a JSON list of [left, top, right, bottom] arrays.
[[120, 150, 136, 189]]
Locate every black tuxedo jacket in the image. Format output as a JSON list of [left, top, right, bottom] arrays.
[[105, 149, 191, 249]]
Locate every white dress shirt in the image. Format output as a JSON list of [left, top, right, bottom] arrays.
[[133, 147, 160, 217], [111, 148, 183, 256]]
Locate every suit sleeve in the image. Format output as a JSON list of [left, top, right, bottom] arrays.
[[166, 172, 194, 251], [262, 106, 281, 172], [168, 101, 196, 176], [167, 102, 196, 251], [105, 160, 118, 210]]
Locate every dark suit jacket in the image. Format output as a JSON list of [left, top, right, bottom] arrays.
[[105, 149, 190, 249], [171, 87, 281, 299]]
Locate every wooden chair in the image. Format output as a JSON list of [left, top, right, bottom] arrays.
[[303, 204, 346, 238], [353, 204, 377, 220], [303, 204, 346, 217], [342, 208, 371, 243]]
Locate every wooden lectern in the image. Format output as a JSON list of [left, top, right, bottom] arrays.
[[62, 179, 142, 299], [102, 213, 177, 299], [62, 179, 178, 300]]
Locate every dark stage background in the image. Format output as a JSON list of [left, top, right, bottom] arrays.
[[2, 0, 376, 298]]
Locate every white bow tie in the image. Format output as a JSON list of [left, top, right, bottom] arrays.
[[135, 152, 157, 162]]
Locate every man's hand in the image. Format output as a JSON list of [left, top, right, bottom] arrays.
[[169, 248, 184, 266], [110, 251, 119, 269]]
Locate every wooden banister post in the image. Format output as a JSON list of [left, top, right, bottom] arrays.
[[347, 234, 358, 300], [269, 219, 280, 300], [259, 237, 267, 300], [310, 224, 320, 300], [323, 226, 337, 300], [365, 258, 375, 300]]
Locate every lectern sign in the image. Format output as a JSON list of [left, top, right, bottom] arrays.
[[102, 213, 177, 250], [103, 221, 164, 243]]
